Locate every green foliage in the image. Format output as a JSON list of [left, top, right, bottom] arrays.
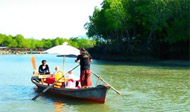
[[85, 0, 190, 59], [0, 34, 96, 50]]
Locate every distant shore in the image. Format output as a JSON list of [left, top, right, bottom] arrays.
[[0, 48, 189, 67], [0, 48, 44, 54]]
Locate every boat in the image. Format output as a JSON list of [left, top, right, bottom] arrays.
[[30, 43, 120, 103], [31, 76, 110, 103]]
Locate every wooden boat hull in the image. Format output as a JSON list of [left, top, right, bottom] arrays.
[[31, 77, 110, 103]]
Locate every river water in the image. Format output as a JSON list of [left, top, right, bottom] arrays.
[[0, 54, 189, 112]]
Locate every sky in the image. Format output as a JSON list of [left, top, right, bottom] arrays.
[[0, 0, 103, 39]]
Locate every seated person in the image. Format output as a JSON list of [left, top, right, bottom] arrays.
[[45, 66, 62, 85], [53, 66, 63, 88], [38, 60, 50, 74], [52, 66, 62, 77], [65, 70, 80, 89]]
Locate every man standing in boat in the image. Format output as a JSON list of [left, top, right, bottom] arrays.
[[75, 48, 92, 88]]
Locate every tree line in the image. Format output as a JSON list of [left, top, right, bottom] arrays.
[[85, 0, 190, 60], [0, 33, 96, 49]]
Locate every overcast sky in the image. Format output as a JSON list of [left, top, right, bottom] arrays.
[[0, 0, 103, 39]]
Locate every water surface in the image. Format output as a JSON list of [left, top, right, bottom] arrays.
[[0, 54, 189, 112]]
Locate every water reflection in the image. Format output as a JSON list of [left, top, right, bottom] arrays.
[[54, 101, 64, 112]]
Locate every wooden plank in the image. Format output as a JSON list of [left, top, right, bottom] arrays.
[[38, 74, 52, 78]]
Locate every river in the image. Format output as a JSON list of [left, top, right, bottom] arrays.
[[0, 54, 189, 112]]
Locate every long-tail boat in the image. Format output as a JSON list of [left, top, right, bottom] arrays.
[[31, 76, 110, 103]]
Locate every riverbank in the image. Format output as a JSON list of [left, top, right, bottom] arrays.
[[0, 49, 189, 67], [90, 53, 190, 67]]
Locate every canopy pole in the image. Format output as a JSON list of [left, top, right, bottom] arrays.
[[63, 55, 65, 74], [63, 55, 66, 86]]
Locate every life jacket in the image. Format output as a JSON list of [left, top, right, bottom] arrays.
[[54, 72, 62, 88]]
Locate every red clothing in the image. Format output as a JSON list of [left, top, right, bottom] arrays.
[[45, 77, 55, 84], [80, 70, 92, 87]]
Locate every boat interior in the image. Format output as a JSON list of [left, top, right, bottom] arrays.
[[32, 74, 93, 89]]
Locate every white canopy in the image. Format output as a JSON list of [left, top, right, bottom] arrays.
[[44, 42, 80, 56], [44, 42, 80, 74]]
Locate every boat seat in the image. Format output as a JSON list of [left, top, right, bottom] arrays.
[[37, 74, 52, 85], [38, 74, 52, 79]]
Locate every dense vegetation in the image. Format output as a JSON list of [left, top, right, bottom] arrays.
[[0, 34, 96, 49], [85, 0, 190, 60], [0, 0, 189, 61]]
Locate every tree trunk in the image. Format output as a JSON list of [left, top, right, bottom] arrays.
[[147, 4, 162, 48], [113, 1, 131, 49]]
